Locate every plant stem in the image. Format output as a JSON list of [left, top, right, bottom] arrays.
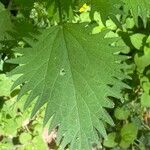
[[7, 0, 12, 10], [57, 0, 63, 23]]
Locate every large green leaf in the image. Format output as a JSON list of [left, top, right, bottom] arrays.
[[8, 23, 127, 150], [123, 0, 150, 26]]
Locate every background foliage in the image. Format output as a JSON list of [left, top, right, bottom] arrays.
[[0, 0, 150, 150]]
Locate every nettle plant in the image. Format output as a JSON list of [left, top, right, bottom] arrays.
[[0, 0, 150, 149]]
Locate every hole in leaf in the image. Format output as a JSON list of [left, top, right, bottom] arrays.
[[60, 68, 65, 76]]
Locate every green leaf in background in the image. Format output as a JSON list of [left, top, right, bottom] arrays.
[[103, 132, 118, 148], [130, 33, 146, 50], [123, 0, 150, 27], [114, 107, 130, 120], [141, 93, 150, 107], [134, 46, 150, 73], [124, 18, 135, 29], [0, 2, 13, 49], [140, 77, 150, 107], [0, 74, 13, 97], [120, 123, 138, 148], [32, 136, 48, 150], [0, 138, 14, 150], [20, 132, 32, 144], [141, 76, 150, 91], [3, 118, 18, 136], [89, 0, 122, 24], [8, 23, 127, 150]]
